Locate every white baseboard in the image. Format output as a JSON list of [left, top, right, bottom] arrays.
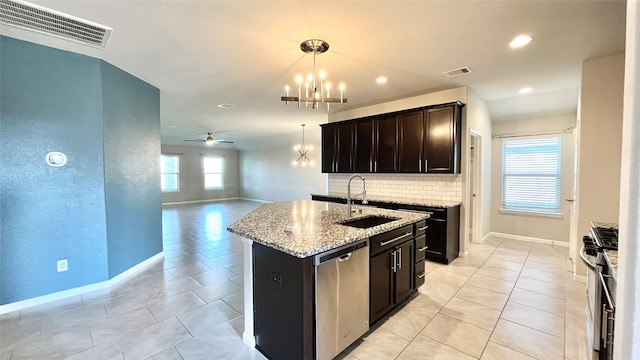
[[458, 251, 469, 258], [238, 197, 272, 203], [0, 252, 164, 315], [487, 232, 570, 247], [481, 233, 493, 242], [162, 197, 240, 206]]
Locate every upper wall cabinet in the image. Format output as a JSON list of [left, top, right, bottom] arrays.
[[321, 101, 463, 174], [321, 121, 353, 173], [424, 103, 462, 173]]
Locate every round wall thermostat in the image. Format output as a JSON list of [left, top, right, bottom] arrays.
[[46, 152, 67, 167]]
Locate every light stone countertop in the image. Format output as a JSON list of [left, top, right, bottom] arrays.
[[311, 193, 461, 208], [227, 200, 429, 258]]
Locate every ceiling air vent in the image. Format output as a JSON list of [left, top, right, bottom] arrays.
[[443, 66, 473, 77], [0, 0, 112, 48]]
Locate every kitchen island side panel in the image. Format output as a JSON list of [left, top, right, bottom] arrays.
[[253, 242, 315, 359]]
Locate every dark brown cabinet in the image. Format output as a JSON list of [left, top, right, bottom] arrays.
[[320, 101, 463, 174], [398, 110, 424, 172], [424, 104, 462, 173], [374, 114, 398, 172], [354, 119, 374, 172], [321, 122, 353, 173], [369, 224, 416, 324]]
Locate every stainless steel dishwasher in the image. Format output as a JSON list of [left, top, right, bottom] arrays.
[[315, 240, 369, 360]]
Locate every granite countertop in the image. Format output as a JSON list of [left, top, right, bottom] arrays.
[[227, 200, 429, 258], [311, 193, 461, 208]]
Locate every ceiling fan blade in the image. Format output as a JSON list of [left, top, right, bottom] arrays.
[[184, 139, 205, 142], [215, 140, 234, 144]]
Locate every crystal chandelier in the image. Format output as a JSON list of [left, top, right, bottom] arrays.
[[281, 39, 347, 112], [292, 124, 314, 167]]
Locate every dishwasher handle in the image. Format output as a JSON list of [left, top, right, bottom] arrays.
[[315, 240, 367, 265]]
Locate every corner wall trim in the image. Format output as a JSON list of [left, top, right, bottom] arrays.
[[487, 232, 570, 247], [0, 252, 164, 315]]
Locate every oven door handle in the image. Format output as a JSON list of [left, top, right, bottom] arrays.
[[579, 246, 597, 271], [599, 271, 615, 309]]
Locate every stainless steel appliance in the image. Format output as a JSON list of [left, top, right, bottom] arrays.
[[315, 240, 370, 360], [580, 223, 617, 360]]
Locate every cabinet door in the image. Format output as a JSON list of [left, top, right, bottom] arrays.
[[375, 115, 398, 172], [321, 125, 336, 173], [354, 119, 374, 172], [424, 219, 446, 263], [370, 251, 394, 323], [424, 105, 459, 173], [398, 110, 424, 172], [336, 122, 354, 172], [394, 240, 414, 304]]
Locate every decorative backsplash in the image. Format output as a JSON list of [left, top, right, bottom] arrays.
[[327, 173, 463, 201]]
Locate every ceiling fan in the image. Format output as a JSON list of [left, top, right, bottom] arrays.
[[184, 132, 234, 146]]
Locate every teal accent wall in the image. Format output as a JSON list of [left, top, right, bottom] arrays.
[[101, 62, 162, 278], [0, 36, 162, 305]]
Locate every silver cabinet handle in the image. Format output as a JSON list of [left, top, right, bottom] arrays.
[[338, 253, 352, 262], [417, 246, 428, 252], [579, 247, 597, 271], [397, 248, 402, 270], [391, 250, 397, 273], [418, 226, 429, 231], [417, 272, 426, 279], [602, 303, 608, 348], [425, 160, 428, 172], [379, 232, 412, 247]]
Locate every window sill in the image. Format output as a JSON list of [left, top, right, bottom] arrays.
[[162, 190, 180, 193], [205, 187, 224, 190], [499, 208, 563, 218]]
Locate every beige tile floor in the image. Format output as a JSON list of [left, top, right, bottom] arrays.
[[0, 200, 591, 360]]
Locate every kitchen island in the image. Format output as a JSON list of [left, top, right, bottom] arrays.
[[227, 200, 429, 359]]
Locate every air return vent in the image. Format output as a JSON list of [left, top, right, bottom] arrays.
[[443, 66, 473, 77], [0, 0, 112, 48]]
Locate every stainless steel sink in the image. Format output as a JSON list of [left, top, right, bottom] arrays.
[[338, 215, 399, 229]]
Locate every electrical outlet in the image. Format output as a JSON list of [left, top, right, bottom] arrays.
[[57, 259, 68, 272]]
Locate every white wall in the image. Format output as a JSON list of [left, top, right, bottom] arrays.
[[615, 1, 640, 356], [238, 127, 326, 202], [465, 90, 493, 243], [490, 114, 576, 243], [574, 53, 625, 275], [161, 145, 239, 203]]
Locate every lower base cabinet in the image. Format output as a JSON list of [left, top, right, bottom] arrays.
[[369, 225, 417, 324]]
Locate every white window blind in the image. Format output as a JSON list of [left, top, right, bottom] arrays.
[[203, 157, 223, 189], [161, 155, 180, 191], [502, 136, 561, 213]]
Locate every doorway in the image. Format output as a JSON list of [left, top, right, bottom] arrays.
[[469, 131, 482, 244]]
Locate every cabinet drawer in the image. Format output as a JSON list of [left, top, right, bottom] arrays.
[[414, 235, 426, 262], [427, 208, 446, 220], [370, 225, 413, 256], [415, 220, 428, 236], [414, 259, 426, 289]]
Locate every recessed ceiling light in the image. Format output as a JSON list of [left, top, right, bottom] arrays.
[[376, 76, 388, 84], [509, 35, 533, 48], [519, 87, 533, 94], [217, 103, 235, 108]]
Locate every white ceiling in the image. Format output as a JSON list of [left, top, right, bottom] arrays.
[[1, 0, 626, 149]]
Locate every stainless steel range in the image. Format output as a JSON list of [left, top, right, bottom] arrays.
[[580, 222, 618, 360]]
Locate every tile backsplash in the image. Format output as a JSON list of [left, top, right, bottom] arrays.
[[328, 173, 463, 202]]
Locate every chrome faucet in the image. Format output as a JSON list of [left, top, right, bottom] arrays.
[[347, 174, 368, 217]]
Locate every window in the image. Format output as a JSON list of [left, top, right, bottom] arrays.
[[203, 157, 223, 189], [160, 155, 180, 192], [502, 136, 561, 214]]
